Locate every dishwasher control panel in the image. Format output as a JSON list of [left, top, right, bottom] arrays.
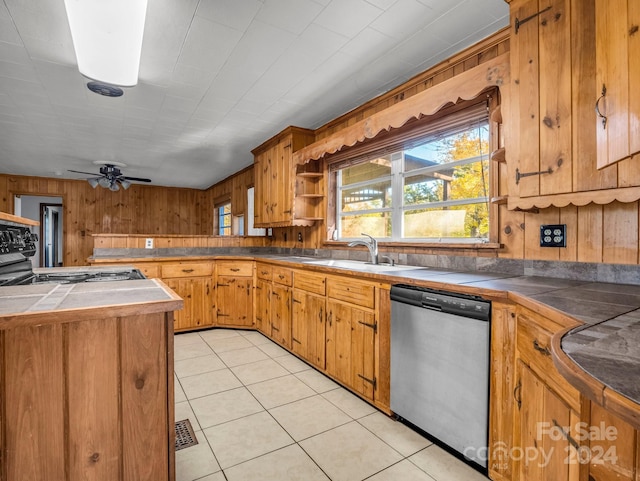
[[390, 284, 490, 321]]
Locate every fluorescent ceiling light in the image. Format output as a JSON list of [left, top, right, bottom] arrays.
[[64, 0, 148, 87]]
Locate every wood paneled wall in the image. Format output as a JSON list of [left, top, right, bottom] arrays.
[[0, 174, 213, 265]]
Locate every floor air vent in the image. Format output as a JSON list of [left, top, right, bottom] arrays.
[[175, 419, 198, 451]]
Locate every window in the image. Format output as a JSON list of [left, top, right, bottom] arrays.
[[217, 202, 232, 236], [334, 106, 490, 242]]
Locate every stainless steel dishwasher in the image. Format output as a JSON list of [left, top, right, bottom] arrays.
[[390, 284, 491, 470]]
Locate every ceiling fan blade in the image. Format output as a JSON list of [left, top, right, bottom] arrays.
[[68, 169, 102, 176], [121, 176, 152, 182]]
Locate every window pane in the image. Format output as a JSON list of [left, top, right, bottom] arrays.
[[341, 156, 391, 185], [340, 213, 391, 238], [403, 203, 489, 239], [341, 179, 392, 211]]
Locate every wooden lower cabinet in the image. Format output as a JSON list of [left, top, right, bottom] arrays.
[[587, 402, 638, 481], [254, 278, 271, 335], [1, 312, 175, 481], [164, 276, 212, 331], [215, 276, 253, 327], [514, 360, 581, 481], [161, 262, 213, 332], [270, 282, 291, 349], [325, 299, 376, 402], [291, 289, 325, 370]]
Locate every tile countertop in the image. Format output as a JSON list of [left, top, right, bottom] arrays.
[[0, 278, 183, 324]]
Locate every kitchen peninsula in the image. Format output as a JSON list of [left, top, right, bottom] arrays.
[[0, 277, 182, 481]]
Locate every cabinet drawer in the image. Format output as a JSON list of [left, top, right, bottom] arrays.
[[272, 266, 292, 286], [293, 271, 326, 295], [216, 261, 253, 277], [327, 277, 375, 309], [161, 262, 212, 278], [256, 264, 273, 281], [517, 313, 580, 410], [135, 264, 160, 279]]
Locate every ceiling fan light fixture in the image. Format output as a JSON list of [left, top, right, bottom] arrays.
[[63, 0, 148, 87], [87, 178, 99, 188], [109, 181, 120, 192], [98, 177, 111, 188], [119, 179, 131, 190]]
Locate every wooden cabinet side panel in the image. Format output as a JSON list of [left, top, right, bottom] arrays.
[[629, 0, 640, 157], [67, 319, 121, 480], [121, 313, 169, 481], [489, 304, 516, 480], [4, 325, 65, 481]]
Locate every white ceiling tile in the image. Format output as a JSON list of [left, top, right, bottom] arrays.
[[255, 0, 324, 35], [196, 0, 262, 32], [313, 0, 383, 38], [340, 27, 393, 58], [366, 0, 398, 9], [0, 43, 30, 65], [389, 29, 450, 66], [178, 16, 243, 72], [370, 0, 433, 39], [0, 60, 38, 82]]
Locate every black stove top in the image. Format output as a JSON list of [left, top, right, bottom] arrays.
[[33, 269, 146, 284]]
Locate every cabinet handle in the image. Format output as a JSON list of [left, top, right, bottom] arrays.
[[319, 307, 323, 323], [552, 419, 580, 450], [181, 268, 194, 273], [272, 325, 280, 332], [255, 285, 262, 290], [230, 268, 240, 272], [513, 380, 522, 410], [292, 298, 301, 304], [595, 84, 607, 129], [292, 337, 301, 344], [272, 292, 280, 299], [532, 339, 551, 356], [278, 274, 285, 279], [217, 283, 229, 287], [328, 310, 332, 327]]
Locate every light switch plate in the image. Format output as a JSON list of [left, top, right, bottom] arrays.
[[540, 224, 566, 247], [145, 238, 154, 249]]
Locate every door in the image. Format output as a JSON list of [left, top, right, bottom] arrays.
[[514, 360, 580, 481], [292, 290, 326, 369], [326, 300, 376, 401], [270, 283, 291, 348], [216, 276, 253, 327]]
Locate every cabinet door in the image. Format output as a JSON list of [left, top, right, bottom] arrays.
[[254, 278, 271, 335], [216, 276, 253, 327], [271, 283, 291, 348], [515, 360, 581, 481], [326, 300, 376, 401], [165, 277, 212, 331], [254, 150, 272, 226], [595, 0, 640, 169], [292, 289, 326, 370], [588, 402, 636, 481]]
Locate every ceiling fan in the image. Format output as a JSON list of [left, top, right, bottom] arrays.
[[69, 162, 151, 191]]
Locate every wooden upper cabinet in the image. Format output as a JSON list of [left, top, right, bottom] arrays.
[[252, 126, 316, 227], [595, 0, 640, 170], [508, 0, 572, 199]]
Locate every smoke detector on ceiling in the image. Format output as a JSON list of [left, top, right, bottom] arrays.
[[87, 81, 123, 97]]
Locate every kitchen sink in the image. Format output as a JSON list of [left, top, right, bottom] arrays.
[[302, 259, 425, 273]]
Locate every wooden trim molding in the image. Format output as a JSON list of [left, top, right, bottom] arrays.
[[507, 186, 640, 210], [292, 52, 510, 165]]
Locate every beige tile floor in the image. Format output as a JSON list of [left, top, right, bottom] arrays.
[[174, 328, 489, 481]]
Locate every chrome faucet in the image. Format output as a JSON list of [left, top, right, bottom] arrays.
[[348, 233, 379, 265]]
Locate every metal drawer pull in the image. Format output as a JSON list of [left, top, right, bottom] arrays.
[[292, 337, 301, 344], [181, 268, 194, 273], [533, 339, 551, 356], [230, 268, 240, 272], [272, 326, 280, 332], [292, 298, 301, 304]]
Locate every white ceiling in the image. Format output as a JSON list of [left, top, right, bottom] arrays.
[[0, 0, 508, 189]]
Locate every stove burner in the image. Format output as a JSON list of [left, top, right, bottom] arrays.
[[33, 269, 146, 284]]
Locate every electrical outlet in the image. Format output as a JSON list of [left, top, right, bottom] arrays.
[[540, 224, 566, 247], [297, 232, 303, 242], [145, 238, 154, 249]]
